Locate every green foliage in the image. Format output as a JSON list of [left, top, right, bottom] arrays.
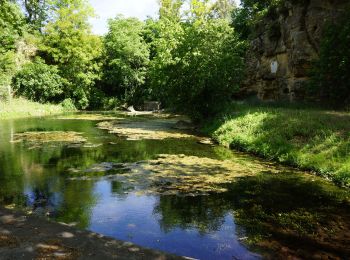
[[102, 16, 150, 104], [60, 98, 77, 111], [12, 58, 63, 103], [21, 0, 51, 30], [0, 51, 16, 99], [0, 0, 26, 95], [148, 0, 246, 121], [231, 0, 282, 39], [159, 0, 183, 20], [209, 0, 236, 20], [0, 1, 26, 52], [203, 102, 350, 186], [40, 0, 102, 109], [309, 9, 350, 108]]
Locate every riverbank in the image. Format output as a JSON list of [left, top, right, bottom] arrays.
[[0, 98, 69, 120], [0, 207, 183, 259], [202, 102, 350, 187]]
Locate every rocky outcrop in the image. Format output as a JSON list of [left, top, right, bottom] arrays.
[[242, 0, 348, 101]]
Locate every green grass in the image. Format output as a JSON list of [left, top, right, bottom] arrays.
[[203, 102, 350, 187], [0, 98, 70, 120]]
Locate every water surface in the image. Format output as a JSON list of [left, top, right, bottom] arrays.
[[0, 113, 349, 259]]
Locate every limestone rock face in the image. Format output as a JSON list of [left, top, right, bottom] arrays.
[[242, 0, 347, 101]]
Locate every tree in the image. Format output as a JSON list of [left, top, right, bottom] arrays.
[[210, 0, 236, 20], [102, 16, 150, 104], [0, 1, 26, 99], [146, 1, 186, 102], [231, 0, 282, 40], [159, 0, 183, 20], [148, 0, 246, 120], [13, 0, 52, 31], [40, 0, 102, 108], [0, 1, 25, 52]]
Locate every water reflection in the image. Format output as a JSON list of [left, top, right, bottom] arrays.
[[0, 115, 349, 259], [224, 173, 350, 259], [55, 180, 97, 228], [155, 195, 229, 234], [89, 180, 259, 259]]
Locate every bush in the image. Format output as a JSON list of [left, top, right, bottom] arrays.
[[309, 8, 350, 107], [12, 59, 63, 103], [102, 97, 122, 110], [60, 98, 77, 111]]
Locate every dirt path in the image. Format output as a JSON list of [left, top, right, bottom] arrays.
[[0, 207, 185, 260]]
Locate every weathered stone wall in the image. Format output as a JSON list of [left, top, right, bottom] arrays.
[[242, 0, 348, 101]]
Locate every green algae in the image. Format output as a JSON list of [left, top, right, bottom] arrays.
[[12, 131, 86, 144], [97, 119, 197, 140], [56, 113, 123, 121], [11, 131, 87, 149], [68, 154, 286, 195]]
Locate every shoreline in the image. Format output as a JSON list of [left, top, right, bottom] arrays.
[[203, 103, 350, 187], [0, 207, 184, 260]]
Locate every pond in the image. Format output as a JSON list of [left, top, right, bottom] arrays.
[[0, 112, 349, 259]]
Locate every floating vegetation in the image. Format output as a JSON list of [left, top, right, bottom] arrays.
[[67, 162, 128, 178], [97, 119, 197, 140], [68, 154, 285, 195], [11, 131, 87, 148], [56, 113, 123, 121]]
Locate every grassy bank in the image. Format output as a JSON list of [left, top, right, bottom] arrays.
[[203, 102, 350, 187], [0, 98, 70, 120]]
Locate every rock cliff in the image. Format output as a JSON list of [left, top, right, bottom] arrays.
[[242, 0, 348, 101]]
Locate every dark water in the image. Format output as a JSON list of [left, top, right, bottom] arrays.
[[0, 113, 349, 259]]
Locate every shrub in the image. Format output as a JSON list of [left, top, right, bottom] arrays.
[[102, 97, 122, 110], [60, 98, 77, 111], [12, 59, 63, 103]]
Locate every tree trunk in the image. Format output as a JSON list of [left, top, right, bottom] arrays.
[[7, 85, 12, 103]]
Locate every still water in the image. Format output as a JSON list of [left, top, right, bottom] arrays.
[[0, 113, 349, 259]]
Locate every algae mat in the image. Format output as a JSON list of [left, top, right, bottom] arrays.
[[10, 131, 91, 149], [68, 154, 285, 195], [12, 131, 87, 144], [97, 119, 196, 140]]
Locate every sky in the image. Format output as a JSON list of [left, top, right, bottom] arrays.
[[89, 0, 241, 35]]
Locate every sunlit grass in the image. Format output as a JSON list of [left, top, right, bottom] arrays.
[[0, 98, 68, 119], [203, 102, 350, 186]]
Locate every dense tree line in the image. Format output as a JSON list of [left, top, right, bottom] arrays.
[[1, 0, 102, 109], [0, 0, 245, 119], [1, 0, 348, 119]]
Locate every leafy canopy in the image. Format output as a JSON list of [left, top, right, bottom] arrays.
[[12, 58, 63, 103], [103, 16, 150, 104], [40, 0, 102, 108], [148, 0, 246, 120]]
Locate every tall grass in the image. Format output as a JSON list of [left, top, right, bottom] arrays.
[[0, 98, 71, 120], [203, 102, 350, 186]]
